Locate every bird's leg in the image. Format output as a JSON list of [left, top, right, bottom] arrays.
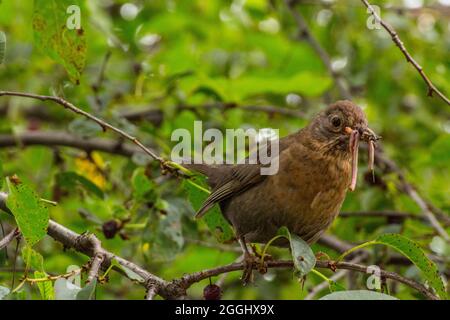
[[239, 237, 256, 284]]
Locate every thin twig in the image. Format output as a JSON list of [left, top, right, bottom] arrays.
[[178, 259, 438, 300], [361, 0, 450, 105], [0, 131, 143, 157], [305, 255, 365, 300], [86, 236, 105, 284], [0, 228, 19, 250], [145, 285, 158, 300], [0, 91, 166, 164]]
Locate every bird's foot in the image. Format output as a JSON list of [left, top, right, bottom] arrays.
[[250, 244, 273, 261], [241, 252, 256, 285], [249, 244, 272, 275]]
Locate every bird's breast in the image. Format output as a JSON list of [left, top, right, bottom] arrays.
[[264, 147, 351, 241]]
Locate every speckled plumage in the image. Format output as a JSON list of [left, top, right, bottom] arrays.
[[187, 100, 375, 246]]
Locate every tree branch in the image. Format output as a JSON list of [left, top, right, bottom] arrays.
[[0, 227, 19, 250], [0, 192, 441, 300], [361, 0, 450, 105], [177, 258, 438, 300], [305, 254, 365, 300], [0, 131, 142, 157], [0, 91, 169, 168]]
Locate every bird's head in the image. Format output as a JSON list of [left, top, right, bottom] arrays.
[[308, 100, 380, 191]]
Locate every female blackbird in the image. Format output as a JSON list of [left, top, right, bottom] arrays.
[[186, 100, 379, 281]]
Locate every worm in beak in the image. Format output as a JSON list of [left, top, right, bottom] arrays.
[[345, 126, 380, 191]]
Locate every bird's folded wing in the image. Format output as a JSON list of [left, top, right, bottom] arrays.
[[195, 164, 265, 218], [192, 131, 300, 218]]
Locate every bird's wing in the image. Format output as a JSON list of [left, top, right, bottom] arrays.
[[192, 132, 299, 218], [194, 163, 265, 218]]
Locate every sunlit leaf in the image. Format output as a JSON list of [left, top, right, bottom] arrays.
[[6, 177, 49, 246], [22, 245, 44, 272]]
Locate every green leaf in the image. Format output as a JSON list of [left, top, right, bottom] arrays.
[[375, 234, 447, 300], [339, 233, 447, 299], [0, 286, 10, 300], [144, 199, 186, 260], [277, 226, 316, 277], [182, 176, 234, 243], [21, 246, 44, 272], [34, 271, 54, 300], [6, 178, 49, 246], [32, 0, 86, 83], [131, 168, 156, 202], [56, 171, 104, 199], [109, 258, 145, 283], [320, 290, 398, 300], [76, 279, 97, 300]]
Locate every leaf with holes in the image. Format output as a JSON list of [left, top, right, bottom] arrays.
[[374, 234, 447, 300], [183, 176, 234, 243], [6, 178, 49, 246], [320, 290, 398, 300], [277, 226, 316, 277], [32, 0, 86, 83]]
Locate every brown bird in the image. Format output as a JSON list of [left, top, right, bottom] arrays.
[[186, 100, 379, 281]]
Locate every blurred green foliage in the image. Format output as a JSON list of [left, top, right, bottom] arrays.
[[0, 0, 448, 300]]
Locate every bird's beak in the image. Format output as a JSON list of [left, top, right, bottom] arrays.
[[360, 127, 380, 143], [344, 126, 380, 191]]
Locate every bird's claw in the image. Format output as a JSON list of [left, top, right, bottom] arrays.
[[241, 253, 256, 285]]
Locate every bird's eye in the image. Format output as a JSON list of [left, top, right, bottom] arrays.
[[331, 116, 342, 128]]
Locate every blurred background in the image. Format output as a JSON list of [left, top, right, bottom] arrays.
[[0, 0, 449, 299]]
